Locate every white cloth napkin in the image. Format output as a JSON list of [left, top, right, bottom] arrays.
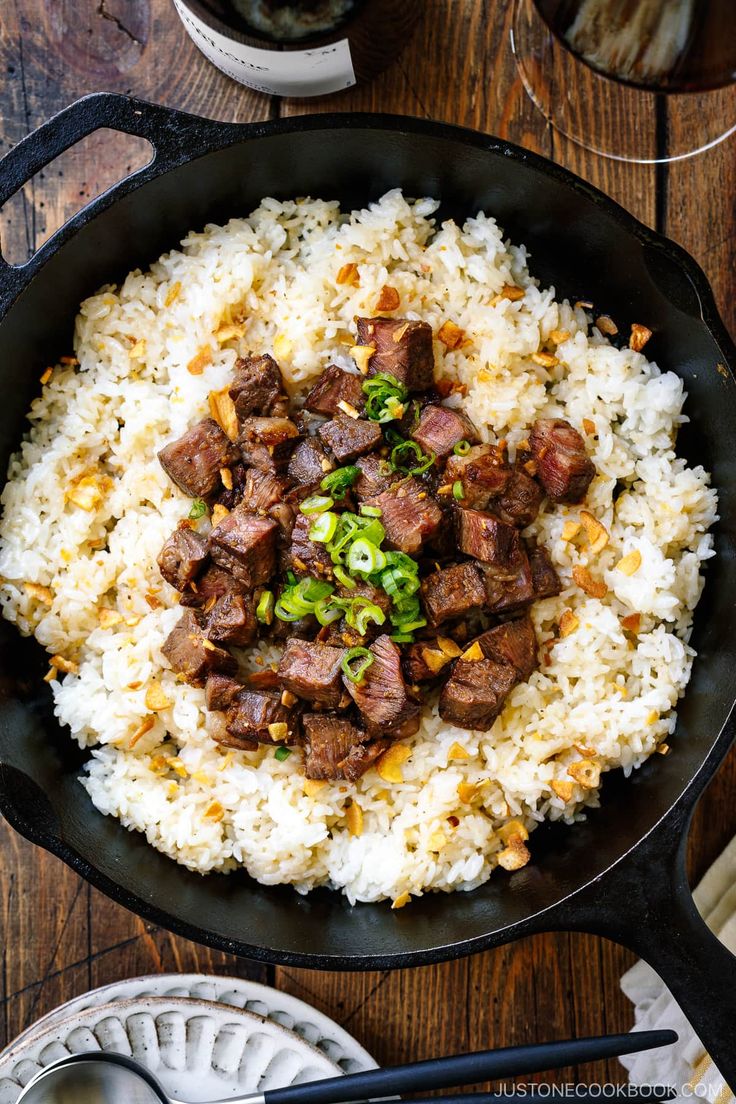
[[620, 835, 736, 1100]]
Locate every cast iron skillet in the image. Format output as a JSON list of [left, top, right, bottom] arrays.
[[0, 93, 735, 1079]]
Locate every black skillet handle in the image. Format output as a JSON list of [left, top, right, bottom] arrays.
[[559, 805, 736, 1090], [0, 92, 222, 305]]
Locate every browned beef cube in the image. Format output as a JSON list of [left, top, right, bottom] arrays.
[[304, 364, 365, 417], [340, 740, 391, 781], [277, 639, 346, 708], [344, 634, 420, 739], [226, 689, 301, 745], [158, 418, 240, 502], [412, 404, 479, 458], [281, 512, 334, 578], [157, 527, 209, 592], [366, 477, 442, 555], [439, 656, 518, 731], [482, 553, 535, 613], [287, 436, 333, 487], [161, 609, 237, 686], [420, 562, 487, 627], [240, 468, 291, 513], [494, 466, 544, 528], [326, 581, 391, 648], [180, 562, 244, 608], [304, 714, 364, 779], [475, 616, 538, 681], [402, 639, 458, 683], [229, 353, 288, 420], [356, 316, 435, 392], [529, 542, 562, 600], [270, 612, 319, 642], [530, 418, 595, 504], [205, 592, 257, 647], [456, 508, 521, 565], [445, 445, 511, 510], [318, 415, 383, 463], [205, 672, 243, 711], [354, 453, 398, 500], [238, 416, 299, 473], [209, 506, 278, 588]]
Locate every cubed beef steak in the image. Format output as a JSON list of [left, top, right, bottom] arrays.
[[229, 353, 288, 420], [238, 416, 299, 473], [439, 656, 518, 731], [354, 453, 398, 500], [157, 527, 208, 592], [529, 418, 595, 503], [495, 466, 544, 528], [445, 445, 510, 510], [205, 592, 257, 647], [420, 562, 487, 627], [287, 437, 333, 487], [240, 468, 291, 514], [455, 508, 521, 565], [402, 639, 459, 683], [282, 512, 334, 578], [318, 415, 383, 463], [411, 404, 478, 458], [179, 561, 244, 608], [475, 616, 538, 681], [366, 477, 442, 555], [158, 418, 239, 502], [482, 553, 534, 613], [209, 506, 278, 588], [304, 364, 365, 417], [529, 542, 562, 599], [205, 672, 243, 711], [277, 639, 346, 708], [344, 634, 420, 739], [161, 609, 237, 686], [303, 714, 378, 781], [226, 689, 301, 745], [356, 316, 435, 391]]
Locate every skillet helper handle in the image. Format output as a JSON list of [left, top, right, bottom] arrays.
[[258, 1032, 676, 1104], [564, 813, 736, 1091]]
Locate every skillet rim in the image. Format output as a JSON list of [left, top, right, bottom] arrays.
[[0, 96, 735, 969]]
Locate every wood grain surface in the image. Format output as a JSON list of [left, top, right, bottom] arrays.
[[1, 0, 736, 1084]]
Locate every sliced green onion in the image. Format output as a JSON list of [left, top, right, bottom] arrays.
[[321, 465, 359, 499], [328, 513, 361, 562], [256, 590, 274, 625], [347, 538, 386, 576], [453, 439, 471, 456], [390, 632, 414, 643], [353, 601, 386, 636], [334, 565, 356, 589], [389, 438, 435, 475], [309, 510, 338, 543], [188, 498, 207, 519], [342, 646, 374, 684], [274, 577, 333, 622], [362, 372, 409, 423], [274, 746, 292, 762], [356, 517, 385, 547], [314, 596, 343, 626], [452, 480, 465, 500], [359, 504, 382, 518], [274, 596, 303, 622], [300, 494, 334, 515], [392, 617, 426, 634]]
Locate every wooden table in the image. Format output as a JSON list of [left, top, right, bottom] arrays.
[[1, 0, 735, 1084]]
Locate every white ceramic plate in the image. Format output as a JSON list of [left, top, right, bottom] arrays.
[[1, 974, 376, 1075], [0, 993, 345, 1104]]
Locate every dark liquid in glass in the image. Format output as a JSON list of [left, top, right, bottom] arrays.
[[193, 0, 361, 42], [534, 0, 736, 92]]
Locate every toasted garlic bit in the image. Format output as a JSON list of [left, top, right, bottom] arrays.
[[629, 323, 652, 352], [336, 262, 360, 287], [572, 565, 608, 599], [550, 329, 570, 344], [211, 503, 230, 527], [129, 716, 155, 748], [531, 351, 558, 368], [376, 743, 411, 783], [345, 799, 364, 837], [558, 609, 579, 638], [567, 758, 601, 788], [220, 466, 233, 491], [437, 636, 462, 658], [203, 801, 225, 822], [497, 836, 530, 871], [337, 399, 360, 419], [447, 741, 470, 761], [621, 612, 641, 633], [350, 344, 375, 375], [647, 710, 659, 725], [267, 722, 288, 741], [580, 510, 609, 554], [460, 640, 483, 662], [499, 284, 524, 302], [303, 778, 327, 796], [50, 653, 79, 675], [375, 285, 400, 311], [595, 314, 618, 336], [187, 346, 213, 376], [208, 387, 239, 442], [561, 519, 582, 542], [657, 743, 670, 756], [165, 281, 182, 307], [551, 779, 574, 802], [616, 549, 642, 576], [145, 593, 162, 610], [99, 607, 123, 629], [437, 320, 465, 350], [574, 299, 593, 311], [129, 338, 146, 359], [281, 690, 298, 708], [427, 830, 447, 851], [421, 646, 451, 675], [24, 582, 53, 606], [498, 818, 529, 844], [40, 367, 54, 385], [391, 891, 411, 909], [66, 473, 112, 512], [215, 323, 243, 345], [145, 681, 173, 711], [582, 418, 596, 436], [44, 666, 58, 683], [457, 781, 481, 803]]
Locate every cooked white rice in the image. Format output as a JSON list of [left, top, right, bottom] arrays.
[[0, 190, 717, 904]]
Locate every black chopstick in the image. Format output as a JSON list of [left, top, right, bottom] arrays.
[[264, 1030, 678, 1104]]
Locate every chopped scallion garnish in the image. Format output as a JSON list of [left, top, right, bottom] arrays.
[[256, 590, 274, 625], [309, 510, 338, 544], [452, 480, 464, 500], [188, 498, 207, 519], [453, 439, 471, 456], [362, 372, 409, 423], [300, 494, 334, 515], [274, 746, 292, 761], [389, 437, 435, 475], [342, 646, 374, 684], [320, 465, 359, 499]]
